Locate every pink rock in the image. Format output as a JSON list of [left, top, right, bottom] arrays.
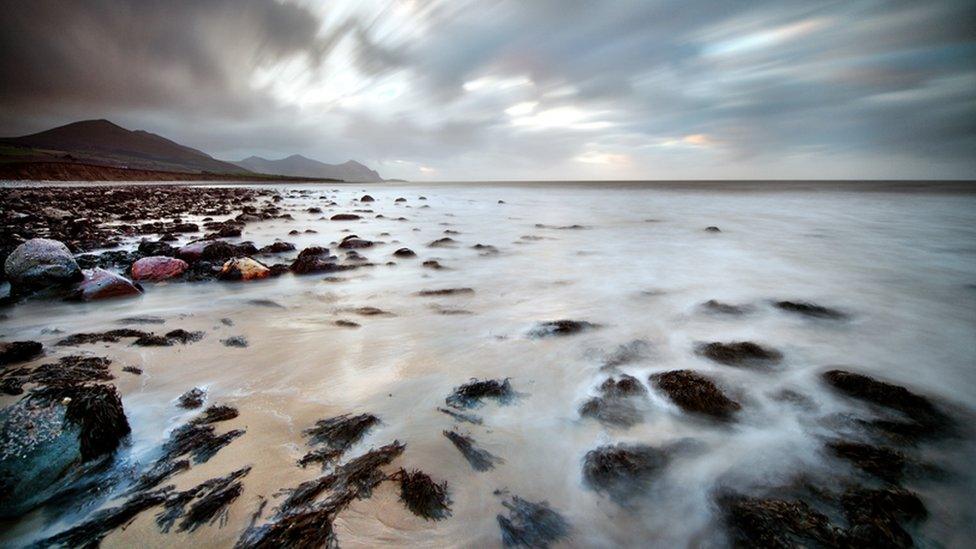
[[73, 268, 143, 301], [218, 257, 270, 281], [131, 256, 188, 281]]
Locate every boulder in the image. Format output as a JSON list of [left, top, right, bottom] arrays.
[[0, 341, 43, 366], [218, 257, 271, 281], [290, 247, 338, 274], [4, 238, 83, 291], [71, 268, 143, 301], [331, 214, 361, 221], [393, 248, 416, 258], [650, 369, 740, 420], [130, 256, 189, 281], [338, 235, 373, 249], [359, 195, 375, 202], [0, 384, 130, 518], [258, 241, 296, 254]]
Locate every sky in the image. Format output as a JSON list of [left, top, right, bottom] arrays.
[[1, 0, 974, 180]]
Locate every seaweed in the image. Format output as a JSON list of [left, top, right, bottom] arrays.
[[437, 406, 483, 425], [191, 404, 239, 425], [38, 488, 171, 548], [497, 496, 570, 548], [445, 378, 514, 409], [443, 430, 504, 471], [391, 468, 452, 520], [299, 413, 379, 469], [178, 387, 206, 409]]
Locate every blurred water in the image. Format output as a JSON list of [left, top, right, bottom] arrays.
[[1, 181, 975, 547]]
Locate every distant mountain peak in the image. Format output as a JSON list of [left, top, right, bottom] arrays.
[[230, 154, 383, 182]]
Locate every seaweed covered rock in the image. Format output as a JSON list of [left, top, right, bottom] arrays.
[[841, 486, 927, 547], [445, 378, 514, 409], [718, 492, 844, 547], [582, 443, 672, 503], [579, 374, 648, 427], [650, 370, 740, 420], [826, 441, 907, 482], [822, 370, 949, 432], [70, 268, 143, 301], [497, 496, 570, 548], [775, 300, 846, 319], [0, 340, 43, 366], [178, 387, 207, 409], [696, 341, 782, 367], [0, 384, 130, 517], [393, 468, 452, 521], [527, 320, 598, 338], [3, 238, 83, 292]]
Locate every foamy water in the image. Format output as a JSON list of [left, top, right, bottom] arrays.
[[2, 181, 975, 547]]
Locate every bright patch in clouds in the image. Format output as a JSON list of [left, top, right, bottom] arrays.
[[575, 151, 630, 165]]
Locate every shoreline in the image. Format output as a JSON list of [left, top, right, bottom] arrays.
[[0, 161, 343, 183]]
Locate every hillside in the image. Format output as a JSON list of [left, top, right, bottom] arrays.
[[0, 119, 248, 174], [232, 154, 383, 182]]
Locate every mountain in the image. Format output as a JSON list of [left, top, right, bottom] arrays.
[[0, 119, 248, 174], [231, 154, 383, 182]]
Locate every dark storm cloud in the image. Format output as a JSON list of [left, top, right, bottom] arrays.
[[0, 0, 974, 179]]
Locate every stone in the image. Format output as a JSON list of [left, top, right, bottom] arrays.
[[4, 238, 82, 291], [218, 257, 271, 281], [130, 256, 188, 281], [71, 268, 143, 301]]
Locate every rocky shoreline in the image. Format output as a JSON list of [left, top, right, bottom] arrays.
[[0, 161, 341, 182], [0, 184, 970, 547]]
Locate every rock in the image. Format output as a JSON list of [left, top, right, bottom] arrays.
[[338, 235, 374, 249], [395, 197, 407, 203], [650, 369, 740, 420], [841, 487, 926, 547], [416, 288, 474, 297], [331, 213, 361, 221], [775, 300, 846, 319], [360, 195, 375, 202], [393, 247, 416, 258], [497, 496, 569, 548], [582, 443, 672, 503], [71, 268, 143, 301], [178, 387, 207, 409], [221, 336, 248, 348], [290, 246, 339, 274], [822, 370, 949, 431], [826, 441, 907, 482], [579, 374, 648, 427], [602, 340, 652, 369], [445, 378, 514, 409], [136, 240, 178, 257], [700, 300, 751, 315], [334, 320, 360, 328], [527, 320, 598, 338], [696, 341, 783, 367], [0, 384, 130, 517], [428, 237, 457, 247], [257, 241, 295, 254], [4, 238, 83, 291], [201, 241, 257, 262], [718, 493, 844, 547], [422, 260, 444, 269], [704, 226, 721, 232], [130, 256, 189, 281], [0, 341, 43, 366], [218, 257, 271, 281], [176, 240, 211, 262]]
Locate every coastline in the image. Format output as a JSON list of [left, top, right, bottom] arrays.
[[0, 161, 342, 183]]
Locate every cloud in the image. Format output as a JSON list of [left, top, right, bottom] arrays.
[[0, 0, 973, 179]]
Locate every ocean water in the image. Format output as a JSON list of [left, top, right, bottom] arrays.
[[1, 181, 975, 547]]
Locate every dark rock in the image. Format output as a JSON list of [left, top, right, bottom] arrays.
[[497, 496, 569, 548], [700, 299, 751, 315], [601, 340, 651, 369], [422, 260, 444, 269], [393, 247, 416, 258], [56, 328, 151, 346], [395, 197, 407, 202], [416, 287, 474, 296], [290, 246, 338, 274], [137, 240, 178, 257], [338, 235, 374, 249], [841, 486, 926, 547], [334, 320, 360, 328], [718, 492, 844, 547], [360, 195, 375, 202], [822, 370, 949, 431], [581, 443, 673, 502], [346, 306, 393, 316], [0, 341, 43, 366], [579, 374, 649, 427], [178, 387, 207, 409], [650, 370, 740, 419], [527, 320, 598, 338], [704, 226, 721, 232], [221, 336, 249, 348], [443, 430, 503, 471], [826, 441, 907, 482], [331, 213, 361, 220], [446, 378, 514, 409], [165, 329, 204, 344], [775, 300, 846, 319], [122, 366, 143, 375], [696, 341, 783, 367], [428, 237, 457, 247], [257, 241, 295, 254]]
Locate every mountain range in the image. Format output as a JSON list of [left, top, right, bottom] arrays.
[[0, 119, 384, 181], [231, 155, 383, 182]]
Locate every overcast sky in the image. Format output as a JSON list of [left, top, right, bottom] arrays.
[[1, 0, 974, 180]]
